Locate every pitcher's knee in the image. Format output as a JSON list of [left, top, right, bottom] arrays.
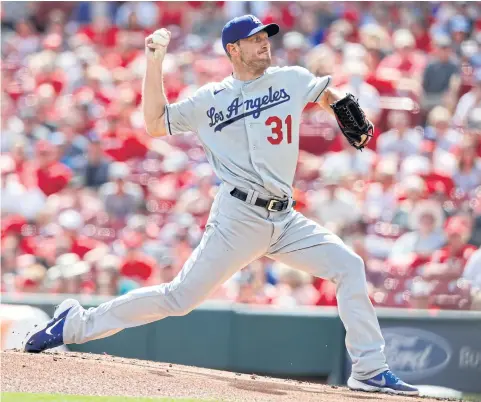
[[351, 252, 365, 273], [169, 303, 194, 317], [350, 253, 367, 278], [336, 246, 366, 279], [163, 285, 198, 317]]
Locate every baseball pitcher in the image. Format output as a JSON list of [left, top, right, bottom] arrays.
[[25, 15, 417, 396]]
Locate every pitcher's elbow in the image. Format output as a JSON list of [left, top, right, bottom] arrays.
[[144, 118, 166, 138]]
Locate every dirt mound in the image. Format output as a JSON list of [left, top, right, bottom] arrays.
[[2, 350, 451, 401]]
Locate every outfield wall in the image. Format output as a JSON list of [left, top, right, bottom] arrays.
[[3, 294, 480, 392]]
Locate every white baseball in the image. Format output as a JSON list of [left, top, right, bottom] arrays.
[[152, 29, 170, 45], [151, 29, 170, 60]]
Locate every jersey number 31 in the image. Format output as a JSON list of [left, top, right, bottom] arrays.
[[265, 115, 292, 145]]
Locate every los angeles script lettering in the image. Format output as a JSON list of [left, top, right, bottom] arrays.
[[207, 87, 290, 128]]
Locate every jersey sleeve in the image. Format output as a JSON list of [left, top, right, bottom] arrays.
[[292, 66, 331, 105], [164, 96, 198, 136]]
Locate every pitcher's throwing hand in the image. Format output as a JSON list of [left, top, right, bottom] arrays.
[[145, 28, 171, 61]]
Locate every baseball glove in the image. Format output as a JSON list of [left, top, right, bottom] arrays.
[[330, 93, 374, 151]]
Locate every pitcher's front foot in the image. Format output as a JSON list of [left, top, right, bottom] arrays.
[[24, 299, 79, 353], [347, 370, 419, 395]]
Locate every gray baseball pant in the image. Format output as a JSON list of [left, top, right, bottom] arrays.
[[63, 183, 388, 379]]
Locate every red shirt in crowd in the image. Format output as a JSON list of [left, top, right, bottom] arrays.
[[120, 254, 156, 282], [36, 162, 72, 196], [262, 4, 296, 30], [365, 74, 397, 95], [313, 278, 338, 307], [421, 172, 455, 198], [78, 25, 118, 48], [157, 2, 186, 27], [424, 244, 477, 310], [26, 234, 102, 262], [429, 244, 477, 268], [1, 215, 27, 238], [0, 215, 38, 255], [18, 236, 37, 255], [376, 52, 426, 78], [102, 128, 148, 162], [70, 236, 103, 259], [415, 31, 432, 53]]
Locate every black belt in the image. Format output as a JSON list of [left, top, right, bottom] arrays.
[[230, 188, 296, 212]]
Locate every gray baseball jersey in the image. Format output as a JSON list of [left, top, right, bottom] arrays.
[[164, 66, 331, 198], [62, 66, 388, 381]]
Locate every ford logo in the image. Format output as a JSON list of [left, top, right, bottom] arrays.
[[382, 327, 452, 380]]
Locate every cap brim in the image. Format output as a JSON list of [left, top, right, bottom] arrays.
[[246, 23, 279, 40]]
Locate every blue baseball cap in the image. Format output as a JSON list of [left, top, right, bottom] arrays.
[[221, 15, 279, 54]]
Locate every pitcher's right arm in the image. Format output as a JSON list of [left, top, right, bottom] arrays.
[[142, 30, 171, 137]]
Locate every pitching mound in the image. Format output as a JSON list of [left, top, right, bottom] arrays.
[[2, 350, 452, 402]]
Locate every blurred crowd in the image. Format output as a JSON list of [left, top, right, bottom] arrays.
[[1, 1, 481, 310]]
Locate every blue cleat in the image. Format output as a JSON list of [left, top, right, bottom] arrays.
[[24, 299, 79, 353], [347, 370, 419, 395]]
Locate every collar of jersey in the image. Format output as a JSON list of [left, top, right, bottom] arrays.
[[227, 68, 271, 86]]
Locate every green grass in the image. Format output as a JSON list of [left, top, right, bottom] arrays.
[[1, 393, 207, 402]]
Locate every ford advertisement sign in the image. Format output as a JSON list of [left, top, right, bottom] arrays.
[[343, 317, 481, 393], [382, 327, 452, 380]]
